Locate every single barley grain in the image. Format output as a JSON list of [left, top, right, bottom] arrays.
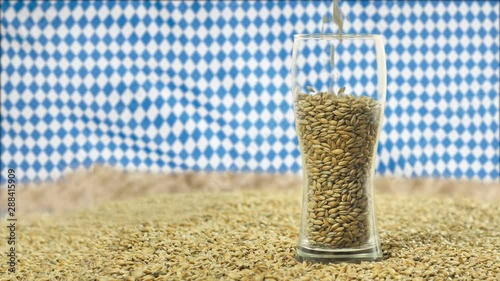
[[307, 86, 316, 93]]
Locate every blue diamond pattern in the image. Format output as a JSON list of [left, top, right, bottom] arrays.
[[0, 0, 499, 183]]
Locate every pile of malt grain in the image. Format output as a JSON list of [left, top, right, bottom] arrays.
[[294, 92, 382, 248], [1, 171, 499, 280]]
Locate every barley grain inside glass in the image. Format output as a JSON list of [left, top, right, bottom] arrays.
[[292, 34, 386, 262]]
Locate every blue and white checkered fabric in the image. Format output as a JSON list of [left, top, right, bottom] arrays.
[[1, 1, 499, 183]]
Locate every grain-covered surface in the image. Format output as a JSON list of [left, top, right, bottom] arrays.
[[1, 166, 500, 280]]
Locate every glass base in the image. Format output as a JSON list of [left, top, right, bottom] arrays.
[[296, 244, 382, 263]]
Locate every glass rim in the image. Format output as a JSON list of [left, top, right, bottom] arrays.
[[294, 34, 384, 41]]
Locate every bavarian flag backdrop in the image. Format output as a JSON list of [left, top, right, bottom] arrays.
[[0, 0, 499, 183]]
